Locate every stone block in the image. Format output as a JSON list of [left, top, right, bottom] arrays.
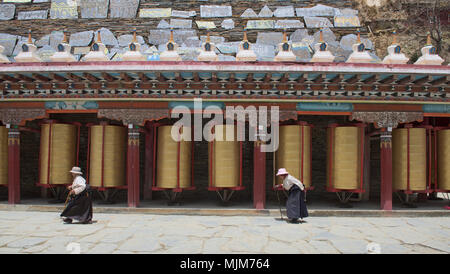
[[157, 19, 170, 29], [200, 5, 232, 18], [253, 44, 276, 61], [200, 35, 224, 44], [289, 29, 310, 42], [170, 19, 192, 29], [110, 0, 139, 19], [196, 21, 216, 29], [216, 42, 239, 54], [304, 17, 333, 28], [0, 33, 17, 56], [334, 15, 361, 28], [139, 8, 171, 18], [241, 8, 257, 18], [50, 0, 78, 19], [172, 10, 195, 18], [94, 28, 119, 47], [118, 35, 144, 47], [80, 0, 109, 19], [275, 20, 304, 29], [340, 34, 373, 51], [256, 32, 284, 46], [37, 45, 56, 62], [273, 6, 295, 17], [69, 30, 94, 47], [221, 19, 234, 30], [0, 4, 15, 21], [258, 5, 273, 17], [17, 10, 48, 20], [296, 4, 338, 17], [246, 20, 275, 29]]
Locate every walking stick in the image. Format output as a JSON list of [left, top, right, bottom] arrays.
[[275, 187, 284, 221]]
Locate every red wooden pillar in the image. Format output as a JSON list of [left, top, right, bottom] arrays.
[[127, 125, 140, 207], [253, 141, 266, 209], [143, 122, 153, 200], [380, 130, 393, 210], [8, 127, 20, 204]]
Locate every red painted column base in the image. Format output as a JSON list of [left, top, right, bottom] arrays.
[[253, 142, 266, 210], [127, 127, 140, 207], [8, 128, 20, 205], [380, 131, 393, 211]]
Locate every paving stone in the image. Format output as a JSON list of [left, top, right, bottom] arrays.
[[165, 238, 203, 254], [0, 248, 22, 254], [421, 240, 450, 253], [264, 240, 300, 254], [308, 240, 340, 254], [295, 240, 319, 254], [382, 227, 429, 245], [7, 237, 48, 249], [328, 238, 369, 254], [118, 237, 162, 252], [0, 236, 22, 247], [379, 243, 409, 254], [203, 237, 230, 254], [87, 243, 118, 254], [223, 235, 268, 253]]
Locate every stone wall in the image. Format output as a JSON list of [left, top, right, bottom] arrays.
[[0, 0, 377, 63]]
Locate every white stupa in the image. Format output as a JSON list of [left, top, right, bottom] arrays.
[[50, 31, 77, 62], [414, 34, 444, 65], [310, 29, 335, 63], [15, 30, 42, 63], [236, 30, 257, 61], [197, 32, 218, 61], [346, 30, 374, 63], [274, 31, 296, 62], [382, 31, 409, 64], [159, 29, 181, 61], [122, 29, 147, 61], [0, 45, 10, 63], [82, 31, 109, 62]]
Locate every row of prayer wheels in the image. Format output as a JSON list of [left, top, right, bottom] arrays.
[[0, 123, 449, 194]]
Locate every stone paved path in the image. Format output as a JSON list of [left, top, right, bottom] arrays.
[[0, 211, 448, 254]]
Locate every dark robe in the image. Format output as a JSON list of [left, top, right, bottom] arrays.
[[60, 186, 93, 223], [286, 184, 308, 220]]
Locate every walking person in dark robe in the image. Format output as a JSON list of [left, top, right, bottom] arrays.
[[276, 168, 308, 224], [60, 167, 93, 224]]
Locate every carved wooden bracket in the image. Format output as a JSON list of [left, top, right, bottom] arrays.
[[97, 108, 169, 126], [0, 108, 47, 125], [351, 111, 423, 128]]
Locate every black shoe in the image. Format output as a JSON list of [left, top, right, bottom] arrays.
[[63, 218, 72, 224], [289, 219, 299, 224], [81, 220, 92, 224]]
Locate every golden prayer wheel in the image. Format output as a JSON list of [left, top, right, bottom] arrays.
[[208, 124, 242, 189], [154, 125, 193, 190], [392, 127, 429, 192], [326, 124, 365, 191], [274, 123, 312, 189], [436, 128, 450, 191], [88, 125, 127, 188], [39, 123, 78, 185], [0, 126, 7, 186]]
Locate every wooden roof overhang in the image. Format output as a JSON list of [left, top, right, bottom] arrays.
[[0, 61, 448, 104]]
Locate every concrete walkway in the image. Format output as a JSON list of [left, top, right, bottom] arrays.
[[0, 210, 448, 254]]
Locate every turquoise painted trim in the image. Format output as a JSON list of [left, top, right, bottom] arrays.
[[423, 104, 450, 113], [297, 102, 353, 112], [45, 101, 98, 110], [169, 101, 225, 110]]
